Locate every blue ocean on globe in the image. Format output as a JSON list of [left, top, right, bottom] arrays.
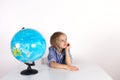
[[11, 28, 46, 63]]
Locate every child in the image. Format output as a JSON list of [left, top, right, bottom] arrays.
[[47, 31, 79, 71]]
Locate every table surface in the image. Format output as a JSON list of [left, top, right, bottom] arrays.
[[0, 63, 113, 80]]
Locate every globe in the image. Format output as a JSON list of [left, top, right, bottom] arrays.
[[10, 28, 46, 75], [11, 28, 46, 63]]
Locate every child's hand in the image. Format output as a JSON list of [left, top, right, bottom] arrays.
[[65, 43, 71, 50], [66, 65, 79, 71]]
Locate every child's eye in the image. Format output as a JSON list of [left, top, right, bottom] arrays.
[[61, 40, 67, 42]]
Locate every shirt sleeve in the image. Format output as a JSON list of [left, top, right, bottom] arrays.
[[47, 48, 57, 66]]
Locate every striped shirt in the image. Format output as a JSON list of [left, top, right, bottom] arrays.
[[47, 46, 72, 66]]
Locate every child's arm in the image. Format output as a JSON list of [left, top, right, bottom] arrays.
[[50, 61, 79, 71], [65, 43, 72, 65]]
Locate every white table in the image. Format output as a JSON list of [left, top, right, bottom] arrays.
[[0, 63, 113, 80]]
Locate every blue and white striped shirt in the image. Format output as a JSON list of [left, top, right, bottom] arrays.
[[47, 46, 72, 66]]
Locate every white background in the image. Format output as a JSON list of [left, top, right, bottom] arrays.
[[0, 0, 120, 80]]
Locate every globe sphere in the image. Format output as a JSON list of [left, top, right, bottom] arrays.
[[11, 28, 46, 63]]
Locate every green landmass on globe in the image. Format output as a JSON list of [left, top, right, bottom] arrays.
[[13, 46, 22, 57]]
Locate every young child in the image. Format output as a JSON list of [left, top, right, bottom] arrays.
[[47, 31, 79, 71]]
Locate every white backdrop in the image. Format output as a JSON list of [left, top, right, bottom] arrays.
[[0, 0, 120, 80]]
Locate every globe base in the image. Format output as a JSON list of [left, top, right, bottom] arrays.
[[21, 69, 38, 75], [21, 62, 38, 75]]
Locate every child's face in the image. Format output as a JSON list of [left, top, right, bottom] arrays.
[[56, 34, 68, 49]]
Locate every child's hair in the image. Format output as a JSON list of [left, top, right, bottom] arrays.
[[50, 31, 66, 48]]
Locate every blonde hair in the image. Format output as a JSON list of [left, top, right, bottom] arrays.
[[50, 32, 66, 48]]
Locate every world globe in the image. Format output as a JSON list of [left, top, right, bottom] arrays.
[[10, 28, 46, 75]]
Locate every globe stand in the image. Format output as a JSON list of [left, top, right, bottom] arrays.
[[21, 62, 38, 75]]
